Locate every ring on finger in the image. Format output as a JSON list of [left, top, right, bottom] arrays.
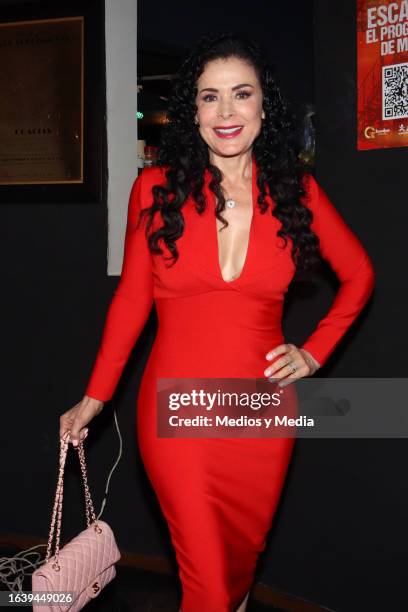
[[288, 362, 298, 374]]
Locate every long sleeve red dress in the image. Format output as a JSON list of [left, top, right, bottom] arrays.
[[85, 156, 375, 611]]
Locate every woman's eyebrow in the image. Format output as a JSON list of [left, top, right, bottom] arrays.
[[198, 83, 255, 93]]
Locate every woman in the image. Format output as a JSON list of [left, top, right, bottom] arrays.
[[60, 33, 375, 611]]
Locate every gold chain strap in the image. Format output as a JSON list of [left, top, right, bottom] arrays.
[[44, 432, 102, 571], [77, 439, 100, 528]]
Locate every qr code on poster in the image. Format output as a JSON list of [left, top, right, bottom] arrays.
[[382, 62, 408, 120]]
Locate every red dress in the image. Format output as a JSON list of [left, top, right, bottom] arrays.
[[85, 157, 375, 611]]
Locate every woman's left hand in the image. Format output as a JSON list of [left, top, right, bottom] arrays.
[[264, 343, 320, 388]]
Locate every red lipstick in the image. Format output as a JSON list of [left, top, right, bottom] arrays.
[[213, 125, 244, 139]]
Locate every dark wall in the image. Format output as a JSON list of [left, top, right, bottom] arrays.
[[2, 1, 405, 611], [138, 0, 314, 106]]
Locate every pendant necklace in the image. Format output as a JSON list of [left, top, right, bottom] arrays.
[[224, 168, 252, 209]]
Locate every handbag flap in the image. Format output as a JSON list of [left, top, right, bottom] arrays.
[[32, 520, 121, 596]]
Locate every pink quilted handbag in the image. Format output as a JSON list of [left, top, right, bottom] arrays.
[[31, 432, 121, 611]]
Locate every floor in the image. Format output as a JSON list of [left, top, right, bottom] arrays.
[[82, 566, 283, 611], [0, 541, 286, 611]]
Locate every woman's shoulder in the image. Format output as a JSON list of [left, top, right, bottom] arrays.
[[301, 170, 317, 192], [130, 166, 170, 209], [300, 170, 321, 212], [133, 166, 174, 219], [138, 165, 169, 187]]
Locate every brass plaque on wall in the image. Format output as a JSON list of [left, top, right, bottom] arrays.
[[0, 16, 84, 185]]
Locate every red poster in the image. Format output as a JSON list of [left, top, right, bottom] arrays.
[[357, 0, 408, 150]]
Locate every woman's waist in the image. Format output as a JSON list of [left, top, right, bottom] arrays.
[[146, 328, 285, 379]]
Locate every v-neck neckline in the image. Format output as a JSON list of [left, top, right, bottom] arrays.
[[203, 156, 257, 286]]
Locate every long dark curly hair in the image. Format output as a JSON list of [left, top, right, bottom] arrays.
[[139, 31, 321, 272]]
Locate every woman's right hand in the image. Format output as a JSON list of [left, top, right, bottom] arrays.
[[59, 395, 105, 446]]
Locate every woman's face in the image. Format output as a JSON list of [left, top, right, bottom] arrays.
[[194, 56, 264, 159]]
